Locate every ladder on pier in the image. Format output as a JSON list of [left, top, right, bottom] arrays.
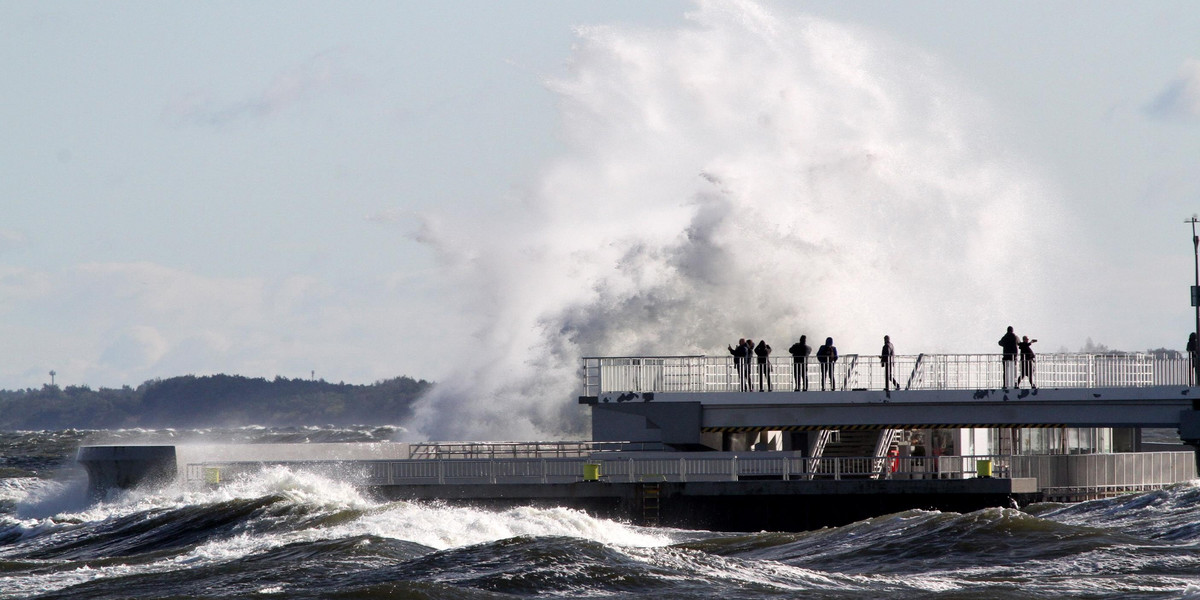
[[640, 481, 662, 526]]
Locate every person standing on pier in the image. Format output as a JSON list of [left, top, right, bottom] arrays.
[[1015, 335, 1038, 389], [998, 326, 1019, 388], [754, 339, 772, 391], [744, 339, 756, 390], [1189, 333, 1198, 386], [729, 338, 748, 391], [881, 335, 900, 391], [817, 337, 838, 391], [789, 335, 811, 391]]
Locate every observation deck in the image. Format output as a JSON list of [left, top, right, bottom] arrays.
[[581, 352, 1194, 396], [579, 353, 1200, 443]]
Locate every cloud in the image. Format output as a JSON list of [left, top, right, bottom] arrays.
[[1145, 59, 1200, 119], [365, 208, 407, 224], [0, 229, 27, 255], [163, 48, 362, 127], [99, 325, 169, 371]]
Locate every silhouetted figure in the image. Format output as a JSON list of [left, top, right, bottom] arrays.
[[755, 340, 772, 392], [1015, 335, 1038, 389], [728, 338, 748, 391], [817, 337, 838, 391], [1189, 333, 1198, 387], [881, 335, 900, 391], [789, 335, 811, 391], [744, 339, 756, 390], [998, 326, 1019, 388]]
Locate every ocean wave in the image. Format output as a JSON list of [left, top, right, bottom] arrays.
[[1, 465, 681, 598], [1035, 481, 1200, 542]]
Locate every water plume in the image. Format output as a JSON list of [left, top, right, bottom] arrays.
[[407, 0, 1056, 441]]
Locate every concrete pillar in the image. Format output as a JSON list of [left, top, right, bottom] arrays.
[[76, 445, 177, 498]]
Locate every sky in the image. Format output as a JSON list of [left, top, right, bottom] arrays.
[[3, 1, 1199, 439]]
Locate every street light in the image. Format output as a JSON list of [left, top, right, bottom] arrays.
[[1188, 216, 1200, 386]]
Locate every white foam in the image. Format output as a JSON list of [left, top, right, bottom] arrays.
[[617, 544, 883, 594], [326, 501, 673, 551], [0, 478, 49, 505]]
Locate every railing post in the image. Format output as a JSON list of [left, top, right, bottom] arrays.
[[680, 457, 687, 482], [731, 456, 738, 481]]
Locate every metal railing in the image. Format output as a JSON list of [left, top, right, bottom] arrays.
[[580, 354, 1195, 396], [184, 451, 1196, 500], [1010, 452, 1197, 501], [408, 441, 662, 460]]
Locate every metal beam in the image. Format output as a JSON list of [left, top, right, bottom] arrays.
[[591, 386, 1196, 430]]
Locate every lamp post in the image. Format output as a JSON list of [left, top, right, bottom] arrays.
[[1189, 217, 1200, 386]]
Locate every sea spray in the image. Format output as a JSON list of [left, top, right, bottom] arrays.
[[406, 0, 1060, 442]]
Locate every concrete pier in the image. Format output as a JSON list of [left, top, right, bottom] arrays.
[[374, 477, 1039, 531]]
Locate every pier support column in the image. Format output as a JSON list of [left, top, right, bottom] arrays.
[[1178, 411, 1200, 474]]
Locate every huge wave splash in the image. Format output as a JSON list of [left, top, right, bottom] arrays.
[[406, 0, 1059, 441]]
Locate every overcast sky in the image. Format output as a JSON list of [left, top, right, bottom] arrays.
[[3, 1, 1199, 417]]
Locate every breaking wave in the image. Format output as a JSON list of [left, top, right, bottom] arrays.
[[406, 0, 1060, 441]]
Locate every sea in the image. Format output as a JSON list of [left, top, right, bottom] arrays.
[[4, 427, 1200, 599]]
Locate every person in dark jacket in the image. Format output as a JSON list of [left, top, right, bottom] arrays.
[[1015, 335, 1038, 389], [743, 339, 755, 390], [788, 335, 811, 391], [816, 337, 838, 391], [881, 335, 900, 391], [754, 339, 772, 392], [998, 326, 1019, 388], [1189, 333, 1198, 387], [728, 338, 748, 391]]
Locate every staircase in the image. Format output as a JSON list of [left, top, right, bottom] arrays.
[[808, 429, 902, 479], [820, 430, 879, 458], [870, 429, 902, 478]]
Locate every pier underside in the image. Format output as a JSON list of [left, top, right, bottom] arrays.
[[376, 477, 1040, 531]]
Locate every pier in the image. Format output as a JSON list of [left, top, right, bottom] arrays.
[[75, 351, 1200, 531]]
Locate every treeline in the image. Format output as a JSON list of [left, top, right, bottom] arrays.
[[0, 374, 431, 430]]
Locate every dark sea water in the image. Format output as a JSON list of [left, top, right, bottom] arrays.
[[4, 428, 1200, 599]]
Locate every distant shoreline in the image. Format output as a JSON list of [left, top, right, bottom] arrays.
[[0, 374, 430, 430]]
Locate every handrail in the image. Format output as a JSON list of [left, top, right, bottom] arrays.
[[580, 353, 1193, 395], [906, 353, 925, 390], [871, 429, 900, 478], [841, 355, 859, 391], [806, 429, 834, 479], [409, 440, 663, 459]]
